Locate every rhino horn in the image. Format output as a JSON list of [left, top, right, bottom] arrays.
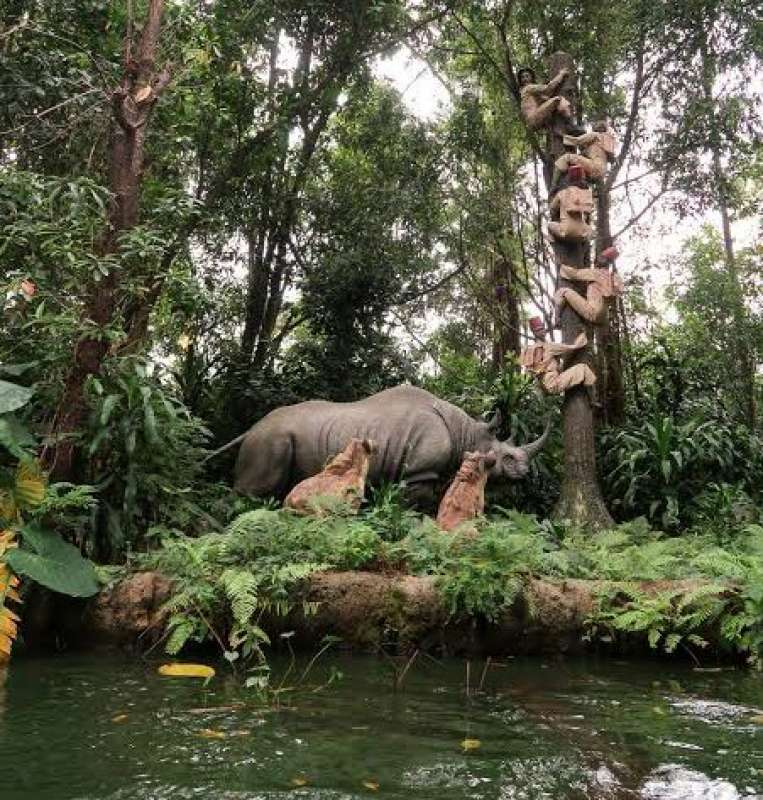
[[521, 418, 552, 459]]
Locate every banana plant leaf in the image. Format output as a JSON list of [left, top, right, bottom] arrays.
[[6, 524, 99, 597]]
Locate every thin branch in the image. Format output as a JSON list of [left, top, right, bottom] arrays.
[[610, 167, 662, 193], [612, 189, 669, 240], [0, 88, 103, 135], [606, 32, 646, 189], [396, 260, 470, 305]]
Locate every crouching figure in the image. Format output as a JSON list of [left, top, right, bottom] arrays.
[[436, 451, 497, 533], [284, 438, 377, 515]]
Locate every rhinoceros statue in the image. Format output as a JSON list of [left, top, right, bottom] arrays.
[[209, 385, 549, 503]]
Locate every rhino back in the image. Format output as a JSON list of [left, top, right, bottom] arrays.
[[270, 387, 460, 481], [242, 385, 479, 484]]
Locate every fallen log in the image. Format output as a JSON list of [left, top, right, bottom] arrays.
[[20, 570, 730, 660]]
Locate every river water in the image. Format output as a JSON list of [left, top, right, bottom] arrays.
[[3, 653, 762, 799]]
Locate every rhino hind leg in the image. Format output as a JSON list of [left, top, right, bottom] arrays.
[[234, 432, 294, 499]]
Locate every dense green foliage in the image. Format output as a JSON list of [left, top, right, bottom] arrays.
[[0, 0, 761, 675], [145, 501, 763, 667], [0, 379, 99, 611]]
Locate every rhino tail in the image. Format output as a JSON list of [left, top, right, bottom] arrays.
[[203, 432, 248, 463]]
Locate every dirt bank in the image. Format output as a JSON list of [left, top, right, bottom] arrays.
[[21, 570, 722, 659]]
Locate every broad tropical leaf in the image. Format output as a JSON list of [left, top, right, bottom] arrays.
[[0, 414, 35, 459], [0, 380, 33, 415], [6, 524, 99, 597]]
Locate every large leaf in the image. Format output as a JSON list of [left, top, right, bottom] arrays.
[[0, 362, 38, 377], [6, 524, 99, 597], [0, 414, 36, 459], [0, 381, 33, 415]]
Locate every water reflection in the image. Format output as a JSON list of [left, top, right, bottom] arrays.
[[2, 655, 762, 800]]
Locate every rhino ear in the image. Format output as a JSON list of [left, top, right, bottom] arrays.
[[486, 409, 502, 433]]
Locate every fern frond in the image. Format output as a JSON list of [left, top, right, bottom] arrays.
[[220, 568, 261, 626]]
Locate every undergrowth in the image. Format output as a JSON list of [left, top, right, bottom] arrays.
[[141, 503, 763, 670]]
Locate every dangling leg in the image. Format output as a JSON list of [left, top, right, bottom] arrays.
[[556, 363, 597, 392], [555, 286, 606, 324]]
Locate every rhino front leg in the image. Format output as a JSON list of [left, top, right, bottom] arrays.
[[401, 471, 440, 512]]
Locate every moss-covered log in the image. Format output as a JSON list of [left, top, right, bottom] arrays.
[[21, 571, 727, 659]]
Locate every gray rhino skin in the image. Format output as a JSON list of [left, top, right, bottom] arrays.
[[216, 385, 548, 500]]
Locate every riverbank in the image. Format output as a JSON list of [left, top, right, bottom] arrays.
[[22, 569, 733, 662]]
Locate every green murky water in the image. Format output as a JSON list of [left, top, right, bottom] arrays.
[[3, 653, 763, 799]]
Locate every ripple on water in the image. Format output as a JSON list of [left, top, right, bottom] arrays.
[[640, 764, 763, 800], [92, 788, 361, 800], [669, 698, 763, 725], [6, 655, 763, 800], [495, 756, 592, 799], [401, 758, 492, 790]]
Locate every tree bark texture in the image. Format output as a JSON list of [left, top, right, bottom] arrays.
[[46, 0, 169, 480], [593, 186, 625, 426], [545, 52, 613, 530], [492, 257, 521, 370]]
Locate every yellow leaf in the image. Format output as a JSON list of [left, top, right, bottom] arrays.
[[0, 573, 20, 592], [0, 541, 17, 558], [0, 529, 16, 546], [362, 780, 379, 791], [749, 715, 763, 724], [0, 491, 16, 521], [461, 738, 481, 751], [158, 663, 216, 679], [229, 729, 251, 737], [112, 713, 129, 723], [1, 607, 20, 622], [0, 616, 17, 636], [0, 634, 12, 657], [197, 728, 225, 739], [291, 777, 308, 787], [15, 462, 47, 509]]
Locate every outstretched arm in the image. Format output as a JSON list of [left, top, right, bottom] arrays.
[[548, 331, 588, 355], [559, 264, 600, 283], [541, 68, 569, 96], [562, 131, 597, 148]]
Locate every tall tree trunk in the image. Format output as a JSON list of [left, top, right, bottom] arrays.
[[240, 30, 282, 363], [45, 0, 170, 480], [492, 256, 521, 370], [546, 52, 614, 530], [593, 186, 625, 426], [700, 33, 754, 425]]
